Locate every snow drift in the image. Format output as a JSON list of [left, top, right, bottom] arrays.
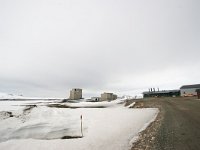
[[0, 99, 158, 150]]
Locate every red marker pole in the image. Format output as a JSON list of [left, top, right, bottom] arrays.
[[80, 115, 83, 137]]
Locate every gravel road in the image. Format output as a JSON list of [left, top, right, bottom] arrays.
[[130, 97, 200, 150]]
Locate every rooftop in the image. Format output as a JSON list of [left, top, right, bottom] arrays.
[[143, 90, 180, 94], [180, 84, 200, 89]]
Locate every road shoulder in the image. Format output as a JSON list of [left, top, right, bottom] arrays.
[[129, 100, 163, 150]]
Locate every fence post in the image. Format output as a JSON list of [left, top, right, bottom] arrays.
[[80, 115, 83, 137]]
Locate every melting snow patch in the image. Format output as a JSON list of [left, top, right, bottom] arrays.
[[127, 102, 136, 108], [0, 100, 158, 150]]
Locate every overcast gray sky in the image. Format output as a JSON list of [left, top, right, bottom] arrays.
[[0, 0, 199, 98]]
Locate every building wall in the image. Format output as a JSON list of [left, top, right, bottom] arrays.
[[101, 93, 113, 101], [180, 88, 198, 96], [70, 89, 82, 100], [197, 90, 200, 99], [100, 93, 117, 101], [143, 91, 180, 98], [113, 94, 118, 100]]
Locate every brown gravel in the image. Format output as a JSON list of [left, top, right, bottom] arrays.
[[129, 97, 200, 150], [130, 99, 163, 150]]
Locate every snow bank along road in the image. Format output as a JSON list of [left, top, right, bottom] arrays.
[[0, 99, 158, 150], [131, 97, 200, 150]]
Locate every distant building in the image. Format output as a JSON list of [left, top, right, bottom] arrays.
[[143, 90, 180, 98], [100, 92, 117, 101], [69, 88, 82, 100], [91, 97, 100, 102], [113, 94, 118, 100], [196, 89, 200, 99], [180, 84, 200, 97]]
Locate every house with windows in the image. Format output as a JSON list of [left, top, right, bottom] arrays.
[[180, 84, 200, 97]]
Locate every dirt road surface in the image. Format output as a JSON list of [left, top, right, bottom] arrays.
[[130, 97, 200, 150]]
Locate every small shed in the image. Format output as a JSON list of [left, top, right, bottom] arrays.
[[91, 97, 100, 102]]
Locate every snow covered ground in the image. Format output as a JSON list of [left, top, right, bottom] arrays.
[[0, 92, 64, 100], [0, 99, 158, 150], [0, 100, 60, 111]]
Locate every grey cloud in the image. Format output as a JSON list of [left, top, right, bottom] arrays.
[[0, 0, 199, 97]]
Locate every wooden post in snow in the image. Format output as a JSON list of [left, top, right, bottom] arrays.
[[80, 115, 83, 137]]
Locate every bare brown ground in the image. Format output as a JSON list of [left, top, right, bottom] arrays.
[[129, 97, 200, 150]]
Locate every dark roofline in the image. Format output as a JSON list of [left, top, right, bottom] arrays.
[[103, 92, 113, 94], [143, 90, 180, 94], [180, 84, 200, 89]]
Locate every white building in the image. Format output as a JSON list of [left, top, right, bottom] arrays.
[[180, 84, 200, 97]]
